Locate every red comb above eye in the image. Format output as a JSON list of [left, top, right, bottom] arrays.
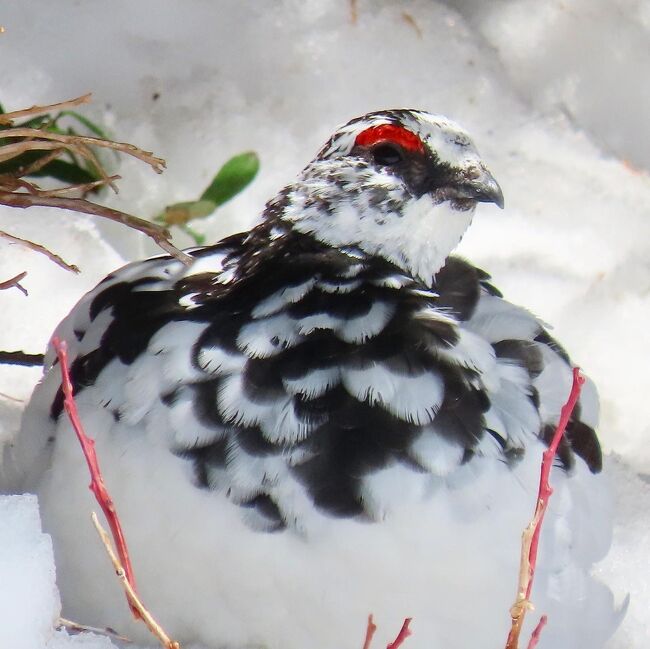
[[354, 124, 425, 154]]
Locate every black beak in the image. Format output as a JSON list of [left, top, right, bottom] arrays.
[[452, 168, 504, 209]]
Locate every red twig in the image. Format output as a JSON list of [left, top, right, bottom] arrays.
[[52, 337, 140, 620], [362, 614, 378, 649], [386, 618, 412, 649], [505, 367, 585, 649], [526, 616, 548, 649], [527, 367, 585, 598]]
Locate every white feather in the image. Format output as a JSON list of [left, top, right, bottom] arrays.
[[237, 314, 301, 358], [295, 312, 340, 336], [282, 367, 341, 399], [339, 300, 394, 343], [252, 280, 316, 318], [217, 373, 274, 427], [467, 293, 542, 343], [409, 426, 465, 476], [259, 398, 323, 444], [342, 363, 445, 425], [197, 345, 247, 375]]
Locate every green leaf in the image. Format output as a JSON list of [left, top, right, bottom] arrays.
[[157, 199, 217, 226], [182, 224, 207, 245], [200, 151, 259, 207], [29, 159, 101, 185], [60, 110, 110, 139]]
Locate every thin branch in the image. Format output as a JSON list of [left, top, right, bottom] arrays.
[[0, 271, 28, 294], [0, 229, 79, 273], [0, 127, 166, 174], [2, 174, 122, 198], [526, 616, 548, 649], [386, 618, 412, 649], [0, 140, 79, 164], [0, 391, 24, 403], [0, 93, 92, 125], [0, 94, 191, 269], [0, 350, 44, 366], [362, 615, 378, 649], [91, 513, 181, 649], [52, 337, 140, 619], [0, 138, 117, 192], [350, 0, 358, 24], [14, 148, 66, 177], [57, 617, 131, 643], [41, 175, 122, 197], [0, 191, 193, 266], [505, 368, 585, 649]]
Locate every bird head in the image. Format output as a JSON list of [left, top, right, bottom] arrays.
[[276, 109, 503, 285]]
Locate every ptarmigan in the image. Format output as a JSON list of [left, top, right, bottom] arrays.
[[7, 110, 617, 649]]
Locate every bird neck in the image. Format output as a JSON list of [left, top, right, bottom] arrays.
[[264, 163, 476, 287]]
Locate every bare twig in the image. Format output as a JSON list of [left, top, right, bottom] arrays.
[[0, 94, 193, 268], [0, 93, 92, 125], [401, 13, 423, 38], [0, 230, 79, 273], [0, 271, 28, 294], [526, 616, 548, 649], [505, 367, 585, 649], [386, 619, 412, 649], [14, 149, 66, 178], [0, 350, 45, 366], [53, 337, 140, 619], [0, 127, 166, 174], [39, 176, 122, 198], [0, 191, 193, 265], [0, 391, 24, 403], [362, 614, 378, 649], [57, 617, 132, 643], [91, 512, 181, 649], [54, 336, 182, 648], [350, 0, 358, 24]]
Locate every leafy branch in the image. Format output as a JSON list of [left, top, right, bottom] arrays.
[[0, 93, 192, 284], [156, 150, 259, 244]]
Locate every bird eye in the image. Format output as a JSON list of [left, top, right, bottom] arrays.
[[372, 142, 403, 166]]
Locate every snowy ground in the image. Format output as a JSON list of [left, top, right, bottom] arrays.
[[0, 1, 648, 647]]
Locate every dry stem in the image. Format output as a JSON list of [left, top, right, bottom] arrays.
[[526, 616, 548, 649], [91, 513, 181, 649], [362, 616, 412, 649], [57, 617, 131, 643], [0, 126, 166, 174], [0, 94, 92, 125], [505, 367, 585, 649], [0, 229, 79, 272], [0, 191, 193, 265], [54, 336, 181, 647], [362, 614, 378, 649], [0, 350, 45, 366], [53, 337, 140, 619], [0, 94, 193, 268], [0, 271, 27, 293], [387, 618, 412, 649]]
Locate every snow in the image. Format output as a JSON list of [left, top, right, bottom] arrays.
[[0, 495, 60, 649], [0, 0, 648, 646]]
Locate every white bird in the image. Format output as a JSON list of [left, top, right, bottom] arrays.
[[7, 110, 617, 649]]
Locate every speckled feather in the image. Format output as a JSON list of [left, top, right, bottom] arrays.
[[47, 233, 601, 528]]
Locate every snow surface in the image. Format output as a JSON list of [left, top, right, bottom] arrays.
[[0, 0, 648, 647]]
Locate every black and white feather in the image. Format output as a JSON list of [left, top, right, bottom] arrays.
[[9, 110, 616, 649]]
